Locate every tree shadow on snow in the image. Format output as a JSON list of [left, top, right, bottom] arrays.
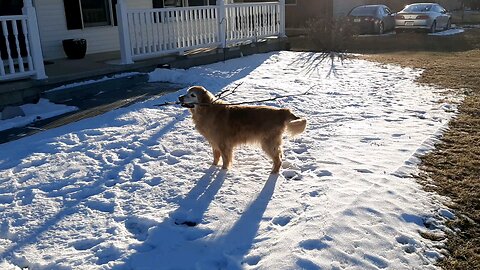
[[289, 51, 347, 78], [115, 172, 279, 269], [0, 52, 278, 265]]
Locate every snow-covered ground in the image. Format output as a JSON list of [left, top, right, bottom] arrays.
[[428, 28, 464, 36], [0, 51, 457, 270]]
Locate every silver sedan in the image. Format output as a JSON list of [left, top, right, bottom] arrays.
[[395, 3, 452, 33]]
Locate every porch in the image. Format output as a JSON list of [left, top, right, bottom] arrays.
[[0, 36, 287, 109], [1, 0, 286, 84]]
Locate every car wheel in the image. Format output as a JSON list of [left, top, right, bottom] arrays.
[[378, 22, 384, 35], [445, 19, 451, 30], [430, 21, 437, 33]]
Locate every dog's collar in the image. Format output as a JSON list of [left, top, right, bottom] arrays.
[[181, 103, 195, 108]]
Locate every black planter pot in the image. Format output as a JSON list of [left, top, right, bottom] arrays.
[[62, 38, 87, 59]]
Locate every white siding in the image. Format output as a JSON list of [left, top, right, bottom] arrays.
[[333, 0, 368, 17], [34, 0, 152, 60]]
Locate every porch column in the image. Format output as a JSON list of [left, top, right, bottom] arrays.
[[279, 0, 286, 37], [217, 0, 226, 48], [117, 0, 133, 64], [22, 0, 47, 79]]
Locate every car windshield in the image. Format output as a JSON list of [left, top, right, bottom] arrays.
[[350, 6, 377, 16], [402, 4, 433, 12]]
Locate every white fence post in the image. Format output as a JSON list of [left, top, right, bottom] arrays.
[[22, 0, 46, 79], [217, 0, 226, 48], [117, 0, 133, 64], [279, 0, 286, 37]]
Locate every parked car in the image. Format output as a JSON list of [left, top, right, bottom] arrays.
[[395, 3, 451, 33], [346, 5, 396, 35]]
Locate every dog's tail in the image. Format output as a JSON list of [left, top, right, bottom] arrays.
[[286, 113, 307, 136]]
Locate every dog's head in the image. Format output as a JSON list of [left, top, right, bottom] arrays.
[[178, 86, 215, 108]]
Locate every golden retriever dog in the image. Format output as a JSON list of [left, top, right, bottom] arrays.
[[179, 86, 307, 174]]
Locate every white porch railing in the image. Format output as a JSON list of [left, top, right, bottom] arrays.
[[225, 2, 281, 44], [0, 0, 46, 81], [117, 0, 285, 64]]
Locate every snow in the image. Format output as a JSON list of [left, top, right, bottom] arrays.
[[0, 51, 457, 269], [0, 99, 77, 132], [428, 28, 464, 36]]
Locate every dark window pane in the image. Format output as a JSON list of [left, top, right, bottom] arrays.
[[189, 0, 205, 6], [63, 0, 83, 30], [0, 0, 23, 15], [153, 0, 164, 8], [81, 0, 111, 27], [164, 0, 182, 7]]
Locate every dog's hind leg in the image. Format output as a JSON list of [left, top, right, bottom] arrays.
[[212, 147, 221, 166], [220, 146, 233, 170], [262, 137, 283, 174]]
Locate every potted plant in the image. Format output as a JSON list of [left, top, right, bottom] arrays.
[[62, 38, 87, 59]]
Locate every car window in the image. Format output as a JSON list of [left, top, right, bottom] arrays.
[[384, 8, 392, 15], [349, 6, 378, 16], [403, 4, 432, 12]]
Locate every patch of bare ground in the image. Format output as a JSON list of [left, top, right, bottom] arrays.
[[364, 50, 480, 270]]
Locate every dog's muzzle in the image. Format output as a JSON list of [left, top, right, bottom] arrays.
[[178, 95, 195, 108]]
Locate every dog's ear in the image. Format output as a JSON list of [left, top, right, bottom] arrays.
[[196, 86, 214, 104]]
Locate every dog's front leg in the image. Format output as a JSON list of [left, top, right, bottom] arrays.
[[212, 147, 221, 166]]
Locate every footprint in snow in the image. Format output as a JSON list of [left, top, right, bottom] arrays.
[[355, 168, 373, 174], [166, 155, 180, 165], [282, 170, 302, 180], [299, 239, 329, 250], [169, 149, 192, 157], [391, 133, 405, 138], [364, 254, 389, 269], [95, 244, 121, 265], [72, 238, 103, 251], [316, 170, 332, 177], [360, 137, 381, 143], [0, 194, 14, 204], [146, 177, 162, 186], [296, 258, 321, 270], [271, 215, 292, 227], [125, 217, 158, 241], [243, 255, 261, 266], [395, 234, 418, 254], [84, 200, 115, 213], [132, 165, 147, 181]]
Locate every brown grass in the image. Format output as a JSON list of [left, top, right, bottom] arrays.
[[364, 50, 480, 270]]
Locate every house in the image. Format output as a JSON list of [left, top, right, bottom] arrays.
[[1, 0, 286, 81], [284, 0, 369, 29]]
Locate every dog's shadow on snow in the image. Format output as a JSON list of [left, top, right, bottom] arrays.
[[115, 168, 279, 269]]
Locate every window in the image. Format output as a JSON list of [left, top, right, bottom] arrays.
[[153, 0, 216, 8], [81, 0, 111, 27], [285, 0, 296, 5], [63, 0, 117, 30]]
